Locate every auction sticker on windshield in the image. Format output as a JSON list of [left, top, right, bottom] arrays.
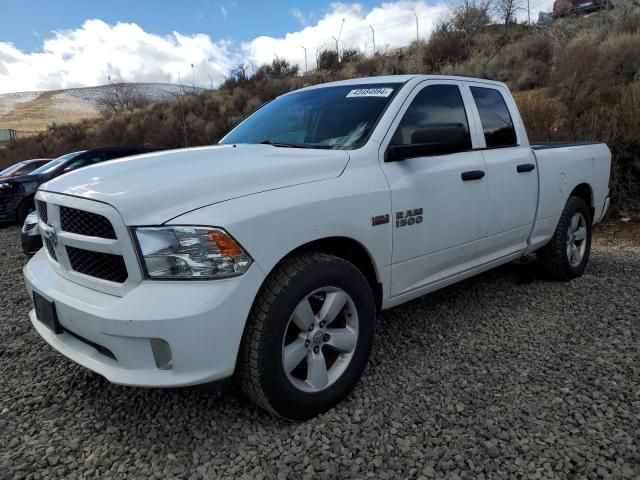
[[346, 88, 394, 98]]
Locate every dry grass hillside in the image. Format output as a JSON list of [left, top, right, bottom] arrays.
[[0, 83, 185, 133], [1, 3, 639, 210], [0, 90, 97, 133]]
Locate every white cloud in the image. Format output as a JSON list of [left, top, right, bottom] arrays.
[[0, 0, 557, 94], [291, 8, 313, 26], [218, 2, 229, 21], [243, 1, 450, 71], [0, 19, 238, 94]]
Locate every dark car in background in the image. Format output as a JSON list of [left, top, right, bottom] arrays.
[[2, 146, 161, 226], [553, 0, 611, 17], [0, 159, 51, 181]]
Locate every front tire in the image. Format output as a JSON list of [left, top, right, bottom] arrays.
[[16, 197, 35, 226], [538, 196, 592, 281], [238, 252, 375, 420]]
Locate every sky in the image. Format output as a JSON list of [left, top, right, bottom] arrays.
[[0, 0, 554, 94]]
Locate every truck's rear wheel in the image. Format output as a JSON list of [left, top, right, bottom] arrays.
[[238, 252, 375, 420], [538, 196, 592, 281]]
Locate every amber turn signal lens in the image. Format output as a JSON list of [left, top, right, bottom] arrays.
[[208, 230, 243, 257]]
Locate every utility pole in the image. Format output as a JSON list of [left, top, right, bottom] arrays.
[[413, 12, 419, 42], [370, 25, 376, 54], [300, 45, 308, 72], [191, 63, 195, 90], [335, 18, 345, 57], [527, 0, 531, 24]]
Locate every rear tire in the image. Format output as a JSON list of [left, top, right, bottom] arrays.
[[238, 252, 375, 420], [537, 196, 592, 281]]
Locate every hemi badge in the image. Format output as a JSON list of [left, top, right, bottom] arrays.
[[372, 214, 390, 226]]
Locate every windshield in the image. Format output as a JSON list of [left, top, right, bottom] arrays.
[[31, 151, 85, 175], [220, 83, 401, 150], [0, 162, 26, 176]]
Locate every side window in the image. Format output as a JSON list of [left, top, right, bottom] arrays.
[[391, 84, 471, 152], [105, 149, 134, 160], [470, 87, 518, 148], [63, 153, 104, 172]]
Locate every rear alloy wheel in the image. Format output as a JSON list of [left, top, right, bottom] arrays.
[[538, 196, 592, 281], [239, 252, 375, 420], [566, 211, 588, 267]]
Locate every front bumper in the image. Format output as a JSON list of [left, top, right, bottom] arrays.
[[24, 249, 265, 387]]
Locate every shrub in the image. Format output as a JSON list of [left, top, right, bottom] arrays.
[[422, 30, 469, 71], [317, 50, 340, 71]]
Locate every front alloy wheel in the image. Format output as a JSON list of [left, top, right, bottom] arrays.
[[239, 252, 375, 420], [282, 287, 359, 393]]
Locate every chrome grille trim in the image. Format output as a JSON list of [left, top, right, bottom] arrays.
[[34, 192, 142, 297], [44, 238, 57, 261], [36, 200, 48, 224]]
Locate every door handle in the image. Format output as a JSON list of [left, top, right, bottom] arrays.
[[517, 163, 536, 173], [461, 170, 485, 181]]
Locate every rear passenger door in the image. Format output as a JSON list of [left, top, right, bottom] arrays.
[[380, 80, 490, 297], [465, 83, 538, 258]]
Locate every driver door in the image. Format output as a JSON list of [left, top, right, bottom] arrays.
[[380, 80, 490, 297]]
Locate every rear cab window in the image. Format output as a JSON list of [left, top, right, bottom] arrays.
[[470, 87, 518, 148]]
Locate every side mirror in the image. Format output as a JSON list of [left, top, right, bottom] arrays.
[[386, 123, 470, 162]]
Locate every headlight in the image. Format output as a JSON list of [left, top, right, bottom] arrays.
[[134, 226, 252, 279]]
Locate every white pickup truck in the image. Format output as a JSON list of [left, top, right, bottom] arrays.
[[24, 75, 611, 420]]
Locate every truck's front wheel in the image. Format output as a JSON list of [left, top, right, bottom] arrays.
[[238, 252, 375, 420], [538, 196, 592, 281]]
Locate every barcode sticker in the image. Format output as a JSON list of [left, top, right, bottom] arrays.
[[346, 88, 394, 98]]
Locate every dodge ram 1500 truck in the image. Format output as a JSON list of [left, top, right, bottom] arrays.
[[24, 75, 611, 420]]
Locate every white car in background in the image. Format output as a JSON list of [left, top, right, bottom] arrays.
[[24, 75, 611, 420]]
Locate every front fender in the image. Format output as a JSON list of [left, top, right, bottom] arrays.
[[168, 171, 392, 295]]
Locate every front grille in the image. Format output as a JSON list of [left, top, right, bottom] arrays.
[[37, 201, 48, 224], [60, 206, 116, 239], [66, 246, 128, 283], [44, 238, 57, 261]]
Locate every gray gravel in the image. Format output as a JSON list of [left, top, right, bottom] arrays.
[[0, 224, 638, 479]]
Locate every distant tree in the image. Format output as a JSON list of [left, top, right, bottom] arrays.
[[220, 64, 251, 90], [493, 0, 523, 28], [450, 0, 492, 34], [96, 81, 150, 115]]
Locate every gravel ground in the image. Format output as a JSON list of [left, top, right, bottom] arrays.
[[0, 223, 638, 479]]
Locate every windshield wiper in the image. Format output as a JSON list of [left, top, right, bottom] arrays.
[[259, 140, 313, 149]]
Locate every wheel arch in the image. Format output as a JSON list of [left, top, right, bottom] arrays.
[[262, 236, 383, 312], [569, 183, 594, 220]]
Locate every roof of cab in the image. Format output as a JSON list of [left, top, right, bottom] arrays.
[[296, 74, 507, 92]]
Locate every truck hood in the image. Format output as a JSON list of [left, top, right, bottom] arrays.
[[40, 144, 349, 225]]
